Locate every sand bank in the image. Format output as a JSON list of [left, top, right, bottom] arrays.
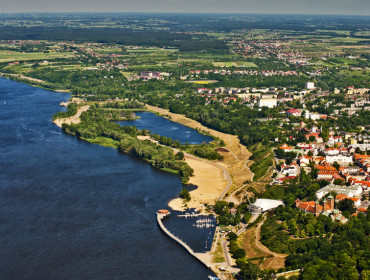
[[53, 105, 90, 128]]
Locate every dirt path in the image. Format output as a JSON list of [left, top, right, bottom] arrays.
[[255, 216, 287, 259], [53, 105, 90, 128]]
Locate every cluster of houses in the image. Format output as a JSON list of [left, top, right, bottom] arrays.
[[196, 85, 314, 107], [275, 124, 370, 220], [187, 69, 298, 77], [229, 37, 307, 60], [137, 71, 170, 81]]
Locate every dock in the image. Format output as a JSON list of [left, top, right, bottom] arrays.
[[156, 210, 213, 269]]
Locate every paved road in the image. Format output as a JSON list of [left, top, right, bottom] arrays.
[[221, 238, 232, 267]]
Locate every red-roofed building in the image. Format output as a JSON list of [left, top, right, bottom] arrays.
[[286, 108, 302, 117], [305, 133, 323, 143], [335, 194, 361, 207], [280, 144, 293, 150], [295, 197, 335, 217]]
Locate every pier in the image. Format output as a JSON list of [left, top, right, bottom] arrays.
[[156, 210, 213, 269]]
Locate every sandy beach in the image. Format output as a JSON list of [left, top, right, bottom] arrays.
[[145, 104, 253, 211], [53, 105, 90, 128], [168, 154, 229, 211]]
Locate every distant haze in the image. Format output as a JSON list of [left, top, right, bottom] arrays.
[[1, 0, 370, 16]]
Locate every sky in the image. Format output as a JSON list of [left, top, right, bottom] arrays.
[[1, 0, 370, 16]]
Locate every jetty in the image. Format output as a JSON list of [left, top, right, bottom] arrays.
[[156, 210, 214, 269]]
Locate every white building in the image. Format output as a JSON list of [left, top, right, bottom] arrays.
[[305, 82, 315, 90], [281, 163, 300, 177], [325, 155, 352, 165], [316, 184, 362, 200], [304, 111, 321, 120], [258, 98, 277, 108], [249, 199, 284, 214]]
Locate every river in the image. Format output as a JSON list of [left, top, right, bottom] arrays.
[[0, 78, 214, 280]]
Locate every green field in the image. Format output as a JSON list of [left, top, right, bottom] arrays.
[[329, 37, 370, 43], [126, 48, 179, 53], [213, 61, 258, 67], [0, 51, 75, 62], [316, 29, 351, 36], [354, 31, 370, 37]]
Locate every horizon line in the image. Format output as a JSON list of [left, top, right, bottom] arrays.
[[0, 11, 369, 17]]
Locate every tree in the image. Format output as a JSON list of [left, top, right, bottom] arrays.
[[180, 187, 191, 201], [332, 161, 340, 170], [228, 232, 238, 241], [333, 178, 345, 185], [175, 151, 184, 160], [237, 260, 260, 280], [233, 248, 246, 259], [337, 198, 356, 214]]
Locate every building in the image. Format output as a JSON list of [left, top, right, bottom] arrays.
[[140, 71, 162, 81], [295, 196, 334, 217], [249, 199, 284, 214], [299, 155, 325, 166], [258, 98, 277, 108], [281, 163, 300, 177], [325, 155, 353, 166], [295, 196, 348, 223], [316, 184, 362, 200], [286, 108, 302, 117], [305, 82, 315, 90]]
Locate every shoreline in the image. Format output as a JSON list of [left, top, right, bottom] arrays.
[[52, 105, 90, 128], [0, 73, 70, 93], [145, 104, 253, 205], [51, 100, 252, 213], [6, 78, 247, 279]]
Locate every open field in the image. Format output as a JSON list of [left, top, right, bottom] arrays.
[[315, 29, 352, 36], [0, 51, 75, 62], [126, 48, 179, 53], [213, 61, 258, 67], [239, 220, 286, 270]]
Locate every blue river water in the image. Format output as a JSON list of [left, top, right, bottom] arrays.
[[0, 78, 214, 280], [120, 111, 213, 144]]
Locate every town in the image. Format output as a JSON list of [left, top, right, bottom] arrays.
[[0, 13, 369, 280]]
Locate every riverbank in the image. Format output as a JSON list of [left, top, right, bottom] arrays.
[[146, 104, 253, 206], [0, 73, 70, 92], [53, 105, 90, 127]]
